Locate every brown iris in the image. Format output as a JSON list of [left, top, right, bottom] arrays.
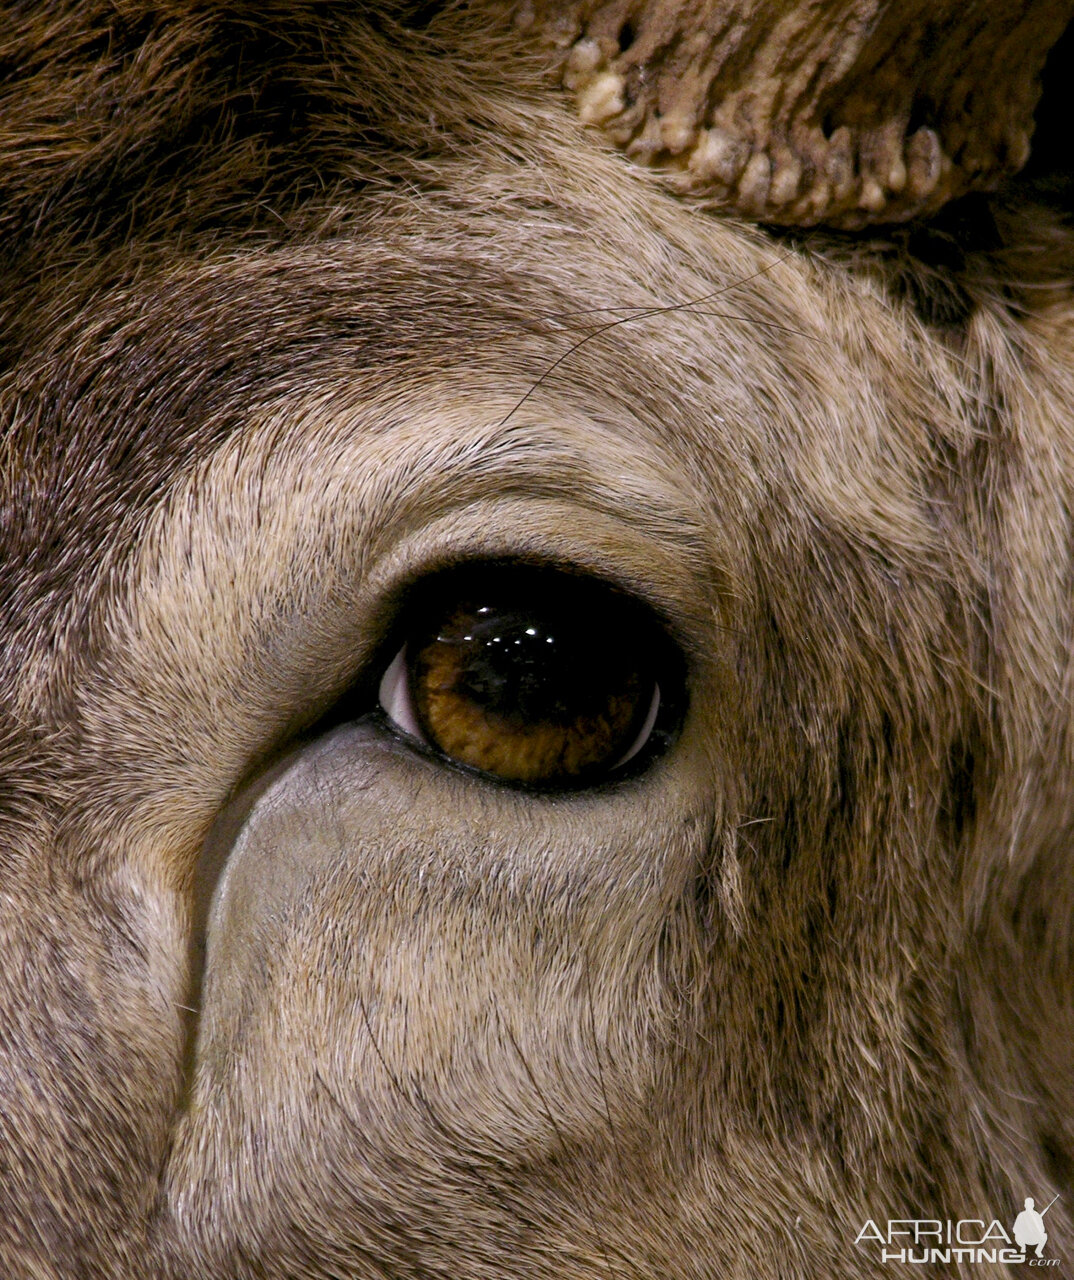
[[401, 566, 667, 786]]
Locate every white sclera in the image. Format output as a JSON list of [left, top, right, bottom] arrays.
[[612, 682, 660, 769], [378, 647, 429, 744]]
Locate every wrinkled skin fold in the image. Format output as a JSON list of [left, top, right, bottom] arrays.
[[1, 3, 1073, 1277]]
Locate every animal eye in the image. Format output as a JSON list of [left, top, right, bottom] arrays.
[[377, 564, 680, 787]]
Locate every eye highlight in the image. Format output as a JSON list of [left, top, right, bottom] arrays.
[[378, 564, 681, 787]]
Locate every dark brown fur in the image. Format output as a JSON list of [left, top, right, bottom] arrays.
[[1, 3, 1073, 1277]]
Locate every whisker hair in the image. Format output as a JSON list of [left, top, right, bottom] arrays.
[[499, 253, 797, 427]]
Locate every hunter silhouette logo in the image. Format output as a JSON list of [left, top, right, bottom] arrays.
[[1013, 1196, 1059, 1260], [854, 1195, 1061, 1266]]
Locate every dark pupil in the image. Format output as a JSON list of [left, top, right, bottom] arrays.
[[444, 604, 636, 725], [405, 567, 660, 785]]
